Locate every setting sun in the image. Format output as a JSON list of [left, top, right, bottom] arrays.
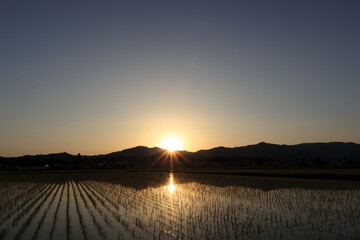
[[160, 137, 183, 152]]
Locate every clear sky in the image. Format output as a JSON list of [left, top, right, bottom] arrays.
[[1, 1, 360, 156]]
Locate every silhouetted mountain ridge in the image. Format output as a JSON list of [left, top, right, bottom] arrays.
[[1, 142, 360, 170], [193, 142, 360, 166]]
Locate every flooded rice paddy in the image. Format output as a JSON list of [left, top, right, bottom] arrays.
[[0, 172, 359, 239]]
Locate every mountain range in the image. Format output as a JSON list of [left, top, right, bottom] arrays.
[[1, 142, 360, 170]]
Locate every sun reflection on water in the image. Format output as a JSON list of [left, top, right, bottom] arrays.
[[168, 173, 175, 193]]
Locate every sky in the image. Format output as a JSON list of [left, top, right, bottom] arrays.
[[1, 0, 360, 156]]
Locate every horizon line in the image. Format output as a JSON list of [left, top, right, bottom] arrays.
[[1, 141, 359, 158]]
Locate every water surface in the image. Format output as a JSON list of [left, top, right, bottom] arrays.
[[0, 172, 359, 239]]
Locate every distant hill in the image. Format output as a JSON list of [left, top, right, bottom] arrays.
[[193, 142, 360, 167], [1, 142, 360, 170]]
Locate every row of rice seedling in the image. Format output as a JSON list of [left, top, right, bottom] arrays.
[[69, 181, 89, 240], [48, 183, 65, 240], [12, 183, 58, 240], [0, 182, 44, 210], [29, 184, 61, 240], [0, 181, 35, 206], [0, 183, 52, 239], [0, 182, 46, 224], [0, 173, 359, 239], [87, 180, 179, 239], [84, 175, 360, 239]]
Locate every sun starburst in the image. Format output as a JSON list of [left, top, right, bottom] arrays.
[[160, 137, 183, 152]]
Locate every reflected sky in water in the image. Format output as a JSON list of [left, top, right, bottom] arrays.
[[0, 172, 359, 239], [149, 173, 360, 239]]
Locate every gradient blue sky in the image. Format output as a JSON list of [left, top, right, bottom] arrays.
[[1, 1, 360, 156]]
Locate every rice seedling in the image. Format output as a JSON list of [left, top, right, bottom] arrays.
[[0, 173, 359, 239]]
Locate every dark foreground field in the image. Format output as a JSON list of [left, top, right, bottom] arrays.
[[0, 171, 359, 239]]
